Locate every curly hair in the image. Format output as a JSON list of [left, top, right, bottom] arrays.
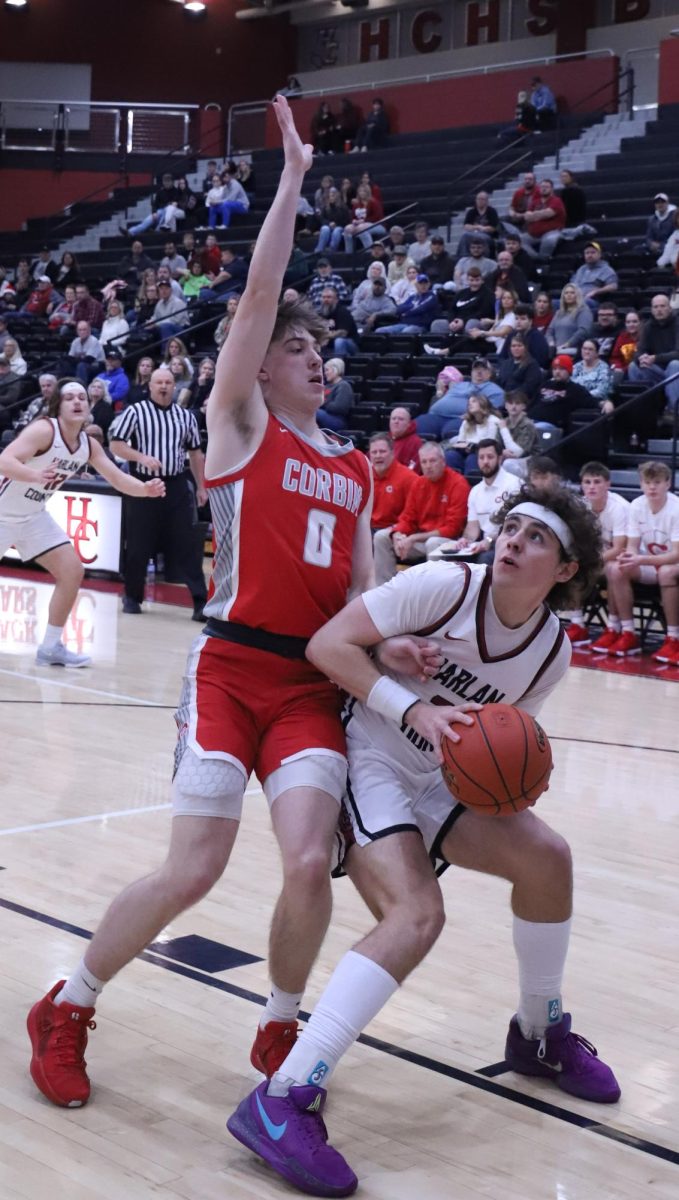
[[490, 482, 603, 611], [270, 298, 329, 346]]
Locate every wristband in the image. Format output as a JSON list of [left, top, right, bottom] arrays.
[[366, 675, 420, 724]]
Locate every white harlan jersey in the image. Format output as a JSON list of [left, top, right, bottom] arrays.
[[351, 561, 570, 776], [466, 468, 521, 536], [586, 490, 629, 551], [628, 492, 679, 555], [0, 418, 90, 522]]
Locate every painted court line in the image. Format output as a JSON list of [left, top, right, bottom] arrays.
[[0, 666, 159, 707], [0, 786, 262, 836]]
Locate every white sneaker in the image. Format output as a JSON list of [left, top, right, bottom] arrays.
[[36, 643, 91, 669], [423, 343, 446, 357]]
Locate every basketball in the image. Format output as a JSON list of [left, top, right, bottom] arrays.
[[440, 703, 553, 816]]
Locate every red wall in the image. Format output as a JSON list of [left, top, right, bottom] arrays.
[[0, 0, 295, 107], [265, 57, 620, 145], [0, 170, 150, 233], [658, 38, 679, 106]]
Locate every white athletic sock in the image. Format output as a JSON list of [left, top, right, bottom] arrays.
[[621, 619, 635, 634], [668, 626, 679, 639], [571, 610, 585, 625], [41, 623, 64, 649], [260, 985, 303, 1028], [55, 958, 106, 1009], [267, 950, 398, 1096], [607, 615, 621, 632], [513, 916, 571, 1040]]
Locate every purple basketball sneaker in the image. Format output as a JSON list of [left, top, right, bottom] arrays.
[[227, 1080, 358, 1197], [505, 1012, 621, 1103]]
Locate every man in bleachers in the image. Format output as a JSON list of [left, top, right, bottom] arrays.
[[419, 235, 455, 290], [73, 283, 104, 333], [530, 76, 557, 130], [160, 241, 188, 281], [67, 320, 105, 385], [505, 170, 540, 235], [372, 441, 470, 583], [521, 179, 566, 258], [373, 274, 441, 336], [6, 276, 58, 328], [0, 314, 10, 351], [118, 240, 155, 289], [627, 293, 679, 417], [643, 193, 676, 256], [564, 460, 629, 646], [0, 354, 23, 422], [318, 285, 358, 357], [352, 276, 396, 333], [306, 257, 350, 310], [433, 439, 521, 563], [368, 432, 416, 533], [590, 300, 623, 362], [197, 248, 248, 304], [453, 237, 496, 290], [150, 279, 189, 344], [457, 191, 500, 258], [427, 267, 495, 347], [502, 231, 537, 280], [528, 354, 596, 433], [389, 406, 423, 471], [570, 242, 618, 311], [29, 246, 59, 286], [407, 222, 431, 267], [489, 248, 530, 302], [498, 302, 550, 368], [387, 244, 414, 287], [416, 356, 504, 439], [95, 348, 130, 408]]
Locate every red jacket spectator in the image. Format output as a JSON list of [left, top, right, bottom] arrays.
[[21, 280, 53, 316], [393, 467, 470, 540], [389, 410, 423, 472], [371, 458, 416, 529], [527, 185, 566, 239], [73, 292, 104, 329]]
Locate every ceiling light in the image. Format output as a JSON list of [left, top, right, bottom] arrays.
[[184, 1, 206, 10], [5, 0, 29, 8]]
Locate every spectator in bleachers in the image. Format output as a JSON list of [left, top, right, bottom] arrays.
[[339, 176, 355, 208], [368, 432, 416, 533], [156, 264, 183, 299], [214, 295, 241, 348], [311, 102, 337, 155], [407, 222, 431, 267], [29, 246, 59, 286], [184, 356, 215, 418], [314, 186, 351, 252], [367, 241, 391, 271], [181, 230, 197, 263], [0, 355, 23, 415], [169, 356, 193, 408], [373, 273, 441, 336], [54, 251, 81, 291], [353, 98, 390, 152], [334, 97, 360, 152], [385, 224, 407, 253], [306, 257, 350, 309], [100, 299, 130, 353], [530, 76, 557, 130], [201, 161, 219, 195], [318, 285, 358, 356], [372, 441, 469, 583], [389, 406, 423, 471], [86, 377, 115, 438], [594, 460, 679, 659], [127, 356, 155, 407], [570, 242, 618, 311], [656, 208, 679, 269], [11, 373, 57, 433], [464, 287, 518, 354], [235, 159, 256, 195], [67, 320, 105, 384], [502, 231, 536, 280], [0, 270, 15, 311], [529, 355, 596, 433], [199, 232, 222, 277], [351, 275, 396, 333], [360, 171, 383, 206], [489, 248, 530, 302], [175, 177, 199, 229], [497, 332, 543, 400], [123, 173, 182, 237], [610, 310, 641, 382], [161, 337, 194, 378], [419, 235, 455, 289], [557, 169, 596, 241], [498, 390, 539, 475], [457, 191, 500, 258], [416, 357, 504, 438], [181, 259, 211, 299], [7, 276, 58, 328], [95, 348, 130, 408], [387, 244, 414, 287], [643, 192, 677, 256], [350, 261, 389, 309], [443, 393, 502, 476], [117, 240, 155, 291], [497, 90, 537, 142], [532, 291, 554, 333], [0, 315, 8, 353], [499, 301, 550, 368], [572, 339, 613, 409], [627, 293, 679, 415], [215, 166, 250, 229], [589, 299, 623, 361], [2, 337, 27, 377], [150, 279, 189, 345], [160, 241, 187, 280], [521, 179, 566, 258], [505, 170, 540, 234], [130, 280, 159, 327], [198, 247, 248, 303], [6, 260, 31, 311], [390, 262, 419, 306], [438, 439, 522, 561], [427, 267, 495, 347], [73, 283, 104, 333], [343, 183, 386, 252], [546, 283, 593, 357], [317, 358, 354, 432], [453, 238, 496, 290]]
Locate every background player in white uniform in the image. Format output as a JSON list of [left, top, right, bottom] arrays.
[[228, 485, 621, 1198], [594, 460, 679, 660], [566, 460, 629, 646], [0, 378, 164, 666]]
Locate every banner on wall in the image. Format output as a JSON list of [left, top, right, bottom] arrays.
[[2, 488, 122, 573]]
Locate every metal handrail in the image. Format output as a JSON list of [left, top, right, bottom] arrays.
[[226, 101, 269, 160]]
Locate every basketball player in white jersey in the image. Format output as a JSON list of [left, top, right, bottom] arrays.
[[564, 460, 629, 647], [0, 377, 165, 666], [229, 484, 622, 1196]]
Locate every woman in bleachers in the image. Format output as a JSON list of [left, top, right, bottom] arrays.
[[465, 287, 519, 354], [161, 335, 194, 378], [314, 185, 351, 253], [87, 377, 115, 438], [558, 170, 588, 229], [610, 311, 641, 383], [100, 299, 130, 353], [656, 209, 679, 270], [169, 356, 193, 407], [127, 356, 155, 407], [547, 283, 593, 357], [310, 102, 337, 156], [214, 295, 241, 349], [185, 356, 215, 420], [2, 337, 27, 377], [317, 358, 354, 433], [572, 339, 613, 411], [343, 183, 385, 252], [390, 263, 419, 306], [359, 171, 383, 208], [351, 261, 389, 310], [497, 332, 544, 400], [235, 159, 256, 196], [532, 291, 555, 334], [443, 393, 502, 475], [49, 284, 78, 338], [55, 251, 82, 291], [334, 98, 360, 153], [175, 177, 199, 229], [130, 276, 159, 327]]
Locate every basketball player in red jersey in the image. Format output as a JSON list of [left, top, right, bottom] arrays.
[[27, 97, 374, 1114]]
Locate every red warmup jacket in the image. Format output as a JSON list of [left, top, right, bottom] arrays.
[[393, 467, 470, 540], [392, 420, 423, 473], [371, 459, 416, 529]]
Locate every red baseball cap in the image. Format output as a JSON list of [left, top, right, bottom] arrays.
[[552, 354, 573, 374]]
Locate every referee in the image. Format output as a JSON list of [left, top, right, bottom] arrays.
[[109, 366, 208, 619]]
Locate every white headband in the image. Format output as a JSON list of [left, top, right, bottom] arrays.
[[507, 502, 575, 555], [62, 384, 87, 398]]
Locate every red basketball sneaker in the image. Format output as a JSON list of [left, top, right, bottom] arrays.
[[27, 981, 96, 1107], [651, 636, 679, 663], [610, 631, 641, 656], [564, 623, 591, 647], [590, 629, 620, 654], [250, 1019, 298, 1077]]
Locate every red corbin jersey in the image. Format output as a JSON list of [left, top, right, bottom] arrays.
[[204, 414, 371, 637]]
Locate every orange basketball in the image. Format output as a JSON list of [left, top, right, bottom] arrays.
[[440, 703, 552, 816]]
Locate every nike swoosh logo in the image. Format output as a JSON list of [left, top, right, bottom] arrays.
[[443, 632, 463, 641], [81, 979, 97, 992], [540, 1060, 563, 1073], [255, 1092, 288, 1141]]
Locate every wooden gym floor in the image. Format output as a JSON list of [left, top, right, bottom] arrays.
[[0, 571, 678, 1200]]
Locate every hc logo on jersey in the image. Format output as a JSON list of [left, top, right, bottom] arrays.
[[308, 1060, 329, 1086], [548, 998, 561, 1024], [65, 496, 99, 565]]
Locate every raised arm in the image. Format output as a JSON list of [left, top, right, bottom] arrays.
[[206, 96, 313, 461]]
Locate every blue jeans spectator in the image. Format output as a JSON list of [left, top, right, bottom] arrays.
[[315, 225, 344, 252], [330, 336, 359, 357], [156, 320, 189, 348], [444, 447, 479, 476], [316, 408, 346, 432], [208, 201, 248, 229], [628, 360, 679, 412], [343, 224, 387, 253], [128, 212, 164, 236]]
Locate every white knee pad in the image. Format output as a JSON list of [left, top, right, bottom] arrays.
[[172, 748, 246, 820], [263, 752, 347, 808]]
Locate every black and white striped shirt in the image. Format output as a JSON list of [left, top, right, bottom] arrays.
[[109, 399, 201, 478]]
